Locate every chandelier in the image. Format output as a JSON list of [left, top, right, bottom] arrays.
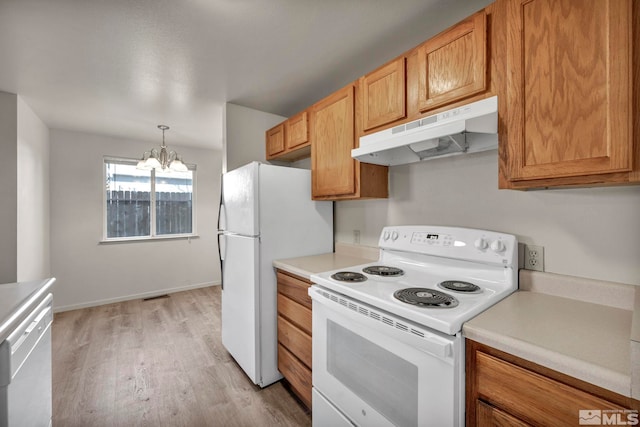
[[136, 125, 187, 172]]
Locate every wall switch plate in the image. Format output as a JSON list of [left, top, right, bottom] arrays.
[[524, 244, 544, 271]]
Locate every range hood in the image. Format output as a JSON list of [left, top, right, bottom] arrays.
[[352, 96, 498, 166]]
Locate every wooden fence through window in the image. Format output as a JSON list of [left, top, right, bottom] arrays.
[[106, 191, 192, 237]]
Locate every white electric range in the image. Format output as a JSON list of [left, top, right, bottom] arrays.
[[309, 225, 517, 427]]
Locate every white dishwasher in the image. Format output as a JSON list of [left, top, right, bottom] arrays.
[[0, 293, 53, 427]]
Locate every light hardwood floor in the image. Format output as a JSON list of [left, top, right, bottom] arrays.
[[52, 286, 311, 427]]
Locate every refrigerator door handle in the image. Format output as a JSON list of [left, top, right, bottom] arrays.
[[218, 233, 225, 290], [217, 174, 226, 232]]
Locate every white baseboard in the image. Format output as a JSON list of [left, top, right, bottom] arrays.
[[53, 281, 221, 313]]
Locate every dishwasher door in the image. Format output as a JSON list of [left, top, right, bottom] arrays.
[[0, 293, 53, 427]]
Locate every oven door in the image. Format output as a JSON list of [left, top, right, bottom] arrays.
[[309, 286, 463, 427]]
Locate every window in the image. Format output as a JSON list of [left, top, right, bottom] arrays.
[[104, 158, 196, 240]]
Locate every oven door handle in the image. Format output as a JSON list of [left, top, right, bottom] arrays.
[[309, 286, 454, 360]]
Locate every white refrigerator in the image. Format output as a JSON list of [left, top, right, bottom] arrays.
[[217, 162, 333, 387]]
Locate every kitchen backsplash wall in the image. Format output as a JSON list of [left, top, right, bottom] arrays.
[[335, 151, 640, 285], [226, 105, 639, 285]]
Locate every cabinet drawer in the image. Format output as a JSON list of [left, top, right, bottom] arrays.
[[476, 351, 626, 425], [277, 315, 312, 369], [278, 343, 312, 409], [277, 293, 312, 335], [277, 271, 312, 309], [476, 400, 530, 427]]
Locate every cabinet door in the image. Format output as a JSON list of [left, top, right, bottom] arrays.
[[285, 111, 309, 150], [361, 58, 406, 131], [505, 0, 632, 181], [266, 123, 285, 159], [311, 85, 356, 198], [417, 10, 487, 112]]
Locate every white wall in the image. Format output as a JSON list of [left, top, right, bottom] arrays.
[[336, 151, 640, 285], [50, 129, 222, 310], [224, 103, 285, 173], [0, 92, 18, 283], [222, 104, 640, 286], [17, 96, 51, 282]]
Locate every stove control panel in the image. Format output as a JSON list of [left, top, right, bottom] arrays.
[[379, 226, 517, 268], [410, 232, 454, 247]]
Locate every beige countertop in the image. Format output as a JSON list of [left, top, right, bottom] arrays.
[[273, 242, 378, 281], [463, 270, 638, 399]]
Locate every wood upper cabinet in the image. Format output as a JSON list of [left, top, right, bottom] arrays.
[[311, 83, 388, 200], [466, 340, 640, 426], [266, 123, 285, 159], [285, 111, 309, 150], [417, 10, 487, 112], [357, 3, 501, 140], [312, 85, 356, 197], [265, 110, 311, 162], [500, 0, 638, 189], [361, 57, 406, 131]]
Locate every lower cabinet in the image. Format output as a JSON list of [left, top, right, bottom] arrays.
[[466, 339, 640, 426], [276, 270, 313, 409]]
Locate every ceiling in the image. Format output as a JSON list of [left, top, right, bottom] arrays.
[[0, 0, 491, 149]]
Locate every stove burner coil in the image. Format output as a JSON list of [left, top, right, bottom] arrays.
[[331, 271, 367, 282], [362, 265, 404, 277], [438, 280, 481, 293], [393, 288, 459, 308]]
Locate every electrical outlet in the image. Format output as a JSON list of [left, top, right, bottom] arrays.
[[353, 230, 361, 244], [524, 244, 544, 271]]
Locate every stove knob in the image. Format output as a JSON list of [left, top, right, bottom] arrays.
[[474, 238, 488, 250], [490, 239, 505, 253], [383, 231, 390, 241], [391, 231, 399, 241]]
